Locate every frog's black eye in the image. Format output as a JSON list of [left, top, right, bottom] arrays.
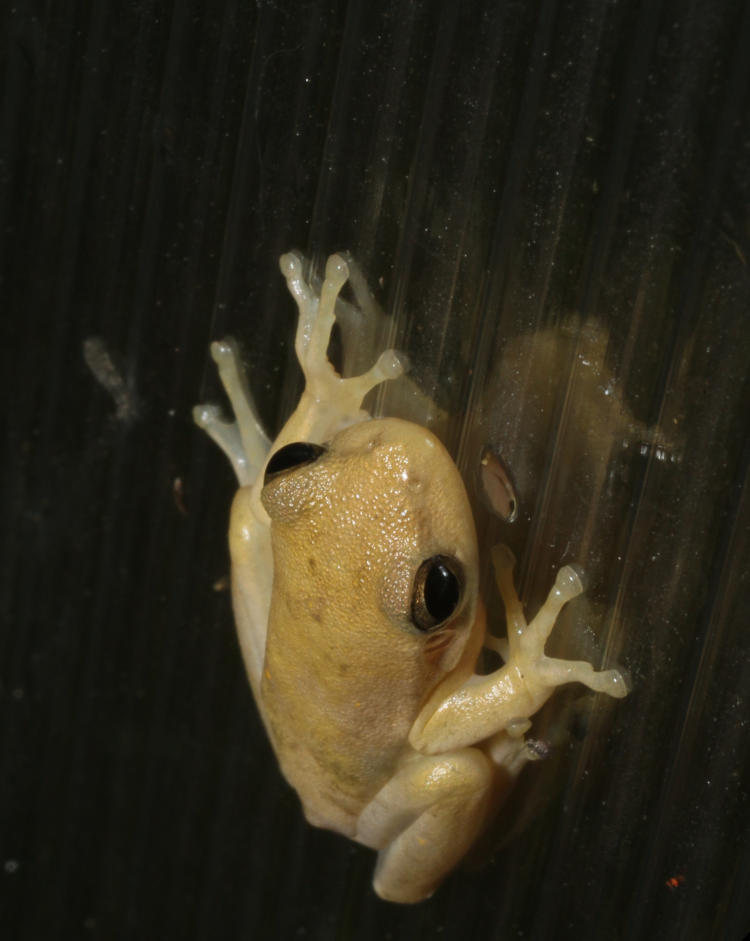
[[411, 555, 464, 632], [264, 442, 326, 484]]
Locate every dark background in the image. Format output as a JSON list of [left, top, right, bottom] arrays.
[[2, 1, 750, 938]]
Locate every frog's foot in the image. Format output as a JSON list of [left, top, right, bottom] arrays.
[[193, 339, 271, 486], [280, 252, 405, 437], [491, 544, 629, 700]]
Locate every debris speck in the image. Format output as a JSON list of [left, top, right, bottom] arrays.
[[83, 336, 137, 423]]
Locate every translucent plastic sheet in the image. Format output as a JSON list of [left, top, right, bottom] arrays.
[[3, 1, 749, 938]]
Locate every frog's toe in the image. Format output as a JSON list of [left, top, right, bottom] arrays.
[[325, 252, 349, 286]]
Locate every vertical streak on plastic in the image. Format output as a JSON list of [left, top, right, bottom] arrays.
[[387, 0, 462, 347], [621, 7, 750, 934], [523, 0, 667, 935], [20, 4, 118, 936], [523, 0, 664, 584], [455, 0, 562, 476]]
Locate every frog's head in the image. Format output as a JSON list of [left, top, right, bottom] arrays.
[[260, 418, 479, 679]]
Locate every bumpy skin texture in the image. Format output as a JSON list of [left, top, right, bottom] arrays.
[[194, 252, 628, 904]]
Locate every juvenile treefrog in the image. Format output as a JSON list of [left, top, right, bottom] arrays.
[[194, 252, 628, 903]]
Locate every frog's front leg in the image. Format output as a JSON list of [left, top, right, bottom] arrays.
[[410, 546, 628, 755], [276, 252, 405, 447], [194, 339, 271, 486], [491, 544, 629, 696], [194, 252, 405, 486], [356, 749, 500, 904]]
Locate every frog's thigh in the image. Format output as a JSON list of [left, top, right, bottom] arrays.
[[357, 748, 493, 904]]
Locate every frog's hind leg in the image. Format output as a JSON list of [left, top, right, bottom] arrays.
[[356, 749, 497, 904], [193, 339, 271, 487]]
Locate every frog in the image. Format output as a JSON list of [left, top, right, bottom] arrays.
[[193, 251, 628, 904]]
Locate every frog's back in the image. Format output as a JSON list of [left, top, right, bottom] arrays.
[[258, 419, 480, 833]]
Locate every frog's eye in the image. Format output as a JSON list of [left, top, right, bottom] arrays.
[[411, 555, 464, 632], [264, 441, 326, 484]]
